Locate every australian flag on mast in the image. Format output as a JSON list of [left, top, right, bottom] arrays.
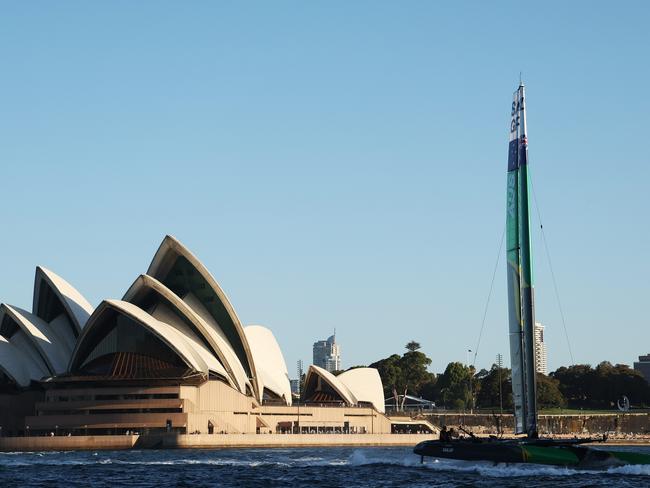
[[507, 84, 528, 172]]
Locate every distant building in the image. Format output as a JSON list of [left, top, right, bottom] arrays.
[[634, 354, 650, 383], [290, 379, 300, 395], [313, 333, 341, 372], [534, 322, 548, 375]]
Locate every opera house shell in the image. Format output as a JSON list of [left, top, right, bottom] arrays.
[[0, 235, 392, 437]]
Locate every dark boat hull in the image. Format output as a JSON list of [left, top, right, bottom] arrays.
[[414, 439, 524, 463], [414, 438, 650, 467]]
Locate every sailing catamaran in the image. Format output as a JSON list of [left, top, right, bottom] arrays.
[[413, 83, 650, 467]]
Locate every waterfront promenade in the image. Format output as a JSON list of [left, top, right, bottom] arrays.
[[0, 433, 433, 452]]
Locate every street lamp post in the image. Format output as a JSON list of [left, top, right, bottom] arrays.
[[467, 349, 473, 413], [297, 401, 300, 434]]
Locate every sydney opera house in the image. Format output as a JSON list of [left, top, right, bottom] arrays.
[[0, 236, 397, 437]]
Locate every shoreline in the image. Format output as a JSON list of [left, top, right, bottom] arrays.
[[1, 432, 650, 452], [0, 433, 433, 452]]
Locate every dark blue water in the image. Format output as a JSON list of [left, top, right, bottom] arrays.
[[1, 446, 649, 487]]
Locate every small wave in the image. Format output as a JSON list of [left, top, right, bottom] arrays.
[[0, 451, 67, 456], [84, 458, 295, 467], [99, 460, 190, 466], [606, 464, 650, 476], [0, 461, 30, 467], [423, 459, 579, 477], [347, 450, 373, 466], [0, 460, 99, 467], [292, 456, 325, 462]]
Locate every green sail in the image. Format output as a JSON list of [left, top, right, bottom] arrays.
[[506, 83, 538, 436]]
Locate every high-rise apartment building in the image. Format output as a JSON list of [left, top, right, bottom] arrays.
[[313, 333, 341, 372], [534, 322, 548, 375]]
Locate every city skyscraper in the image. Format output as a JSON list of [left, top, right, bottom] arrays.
[[534, 322, 548, 375], [313, 332, 341, 372]]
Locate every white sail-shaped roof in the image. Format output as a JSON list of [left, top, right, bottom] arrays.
[[0, 335, 48, 387], [302, 365, 385, 412], [338, 367, 385, 413], [0, 304, 71, 375], [244, 325, 292, 405], [122, 275, 232, 384], [69, 299, 208, 375], [146, 235, 259, 398], [143, 302, 229, 379], [303, 365, 356, 406], [32, 266, 94, 336], [181, 293, 252, 394]]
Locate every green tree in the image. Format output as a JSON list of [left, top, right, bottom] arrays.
[[551, 362, 650, 408], [551, 364, 595, 407], [595, 362, 650, 408], [369, 354, 402, 406], [476, 364, 512, 410], [398, 348, 432, 408], [536, 373, 566, 408], [418, 374, 438, 402], [369, 341, 434, 410], [437, 362, 472, 409], [405, 341, 421, 352]]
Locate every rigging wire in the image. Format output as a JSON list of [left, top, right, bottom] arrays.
[[529, 173, 576, 365], [472, 224, 506, 367]]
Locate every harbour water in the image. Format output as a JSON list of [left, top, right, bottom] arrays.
[[1, 446, 649, 487]]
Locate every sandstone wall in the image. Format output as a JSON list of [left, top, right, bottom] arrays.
[[420, 412, 650, 435]]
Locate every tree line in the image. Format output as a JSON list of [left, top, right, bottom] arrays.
[[363, 342, 650, 411]]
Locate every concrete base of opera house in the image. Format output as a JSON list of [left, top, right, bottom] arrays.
[[0, 433, 435, 452], [0, 434, 139, 451], [165, 433, 435, 448]]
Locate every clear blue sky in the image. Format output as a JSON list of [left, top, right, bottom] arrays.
[[1, 1, 648, 376]]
